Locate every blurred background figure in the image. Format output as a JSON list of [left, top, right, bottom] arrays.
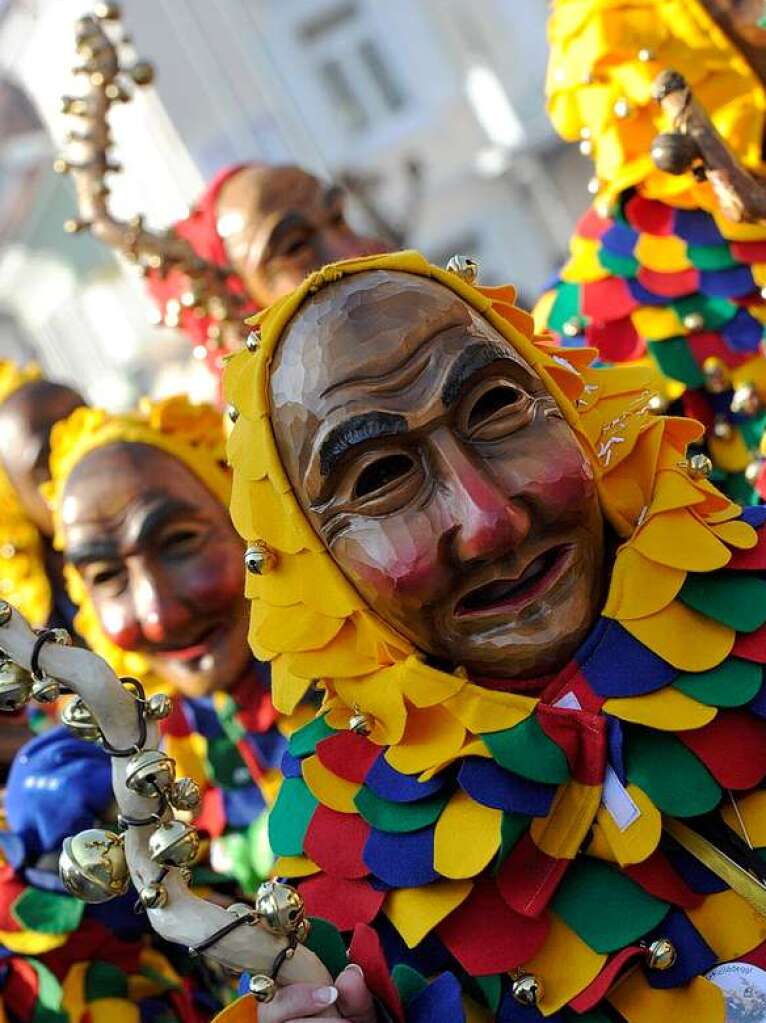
[[0, 0, 590, 405]]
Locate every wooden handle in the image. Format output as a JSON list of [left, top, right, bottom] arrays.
[[652, 68, 766, 223]]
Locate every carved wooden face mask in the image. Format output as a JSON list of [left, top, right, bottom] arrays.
[[217, 167, 385, 309], [269, 271, 606, 680]]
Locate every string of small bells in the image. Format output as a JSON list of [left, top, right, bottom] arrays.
[[0, 601, 309, 1004]]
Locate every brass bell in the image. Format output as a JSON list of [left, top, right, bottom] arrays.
[[246, 328, 260, 352], [59, 828, 129, 903], [712, 415, 733, 441], [348, 704, 372, 736], [125, 749, 176, 798], [562, 316, 583, 338], [679, 453, 713, 480], [511, 972, 543, 1007], [645, 937, 676, 971], [148, 819, 200, 867], [145, 693, 173, 720], [0, 657, 32, 712], [746, 458, 764, 486], [169, 777, 201, 813], [60, 697, 102, 742], [255, 880, 308, 940], [31, 676, 61, 703], [731, 382, 761, 417], [445, 254, 479, 284], [244, 542, 276, 575], [248, 974, 277, 1003], [648, 392, 668, 414], [139, 882, 168, 909], [682, 312, 704, 332], [702, 357, 729, 394], [0, 600, 11, 626]]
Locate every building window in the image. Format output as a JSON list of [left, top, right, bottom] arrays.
[[296, 3, 407, 136], [317, 59, 370, 133]]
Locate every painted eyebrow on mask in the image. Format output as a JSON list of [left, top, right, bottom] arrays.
[[441, 342, 532, 408], [318, 411, 407, 479]]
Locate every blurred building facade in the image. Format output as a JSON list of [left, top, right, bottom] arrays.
[[0, 0, 590, 404]]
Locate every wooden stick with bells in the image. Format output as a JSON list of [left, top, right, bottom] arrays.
[[56, 3, 249, 353], [650, 69, 766, 223], [0, 601, 338, 1015]]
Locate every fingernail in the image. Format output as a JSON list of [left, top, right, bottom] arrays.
[[342, 963, 364, 978], [313, 986, 338, 1006]]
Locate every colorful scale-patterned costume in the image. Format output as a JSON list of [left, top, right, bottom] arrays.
[[536, 0, 766, 504], [222, 251, 766, 1022]]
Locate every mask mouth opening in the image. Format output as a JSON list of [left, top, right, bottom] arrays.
[[454, 543, 572, 618]]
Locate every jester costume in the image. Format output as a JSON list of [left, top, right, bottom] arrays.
[[221, 251, 766, 1022], [536, 0, 766, 504], [0, 396, 296, 1023], [42, 396, 294, 894]]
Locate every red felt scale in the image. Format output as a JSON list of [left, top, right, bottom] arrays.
[[303, 804, 370, 878], [624, 195, 675, 235], [496, 833, 568, 918], [299, 874, 384, 931], [436, 877, 550, 975], [581, 278, 638, 321], [349, 923, 405, 1023], [586, 317, 644, 362], [624, 851, 703, 910], [636, 267, 700, 298], [678, 711, 766, 789], [315, 732, 380, 784]]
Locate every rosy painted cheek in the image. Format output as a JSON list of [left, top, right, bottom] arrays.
[[174, 553, 244, 612], [334, 516, 446, 606], [522, 446, 595, 522], [100, 602, 142, 651]]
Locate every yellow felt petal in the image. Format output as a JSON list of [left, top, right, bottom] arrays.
[[533, 290, 557, 333], [631, 509, 730, 571], [302, 755, 360, 813], [274, 855, 320, 878], [710, 519, 757, 549], [61, 962, 88, 1023], [0, 928, 68, 954], [603, 547, 685, 620], [708, 430, 751, 473], [608, 972, 724, 1023], [419, 736, 492, 781], [560, 237, 608, 283], [530, 781, 602, 860], [400, 656, 465, 707], [593, 784, 661, 865], [250, 601, 345, 653], [434, 791, 502, 878], [722, 790, 766, 848], [384, 879, 473, 948], [385, 705, 466, 775], [270, 658, 316, 715], [619, 600, 734, 671], [81, 999, 139, 1023], [634, 233, 691, 273], [687, 889, 766, 961], [604, 688, 716, 731], [442, 684, 535, 734], [631, 306, 684, 341], [521, 913, 606, 1015]]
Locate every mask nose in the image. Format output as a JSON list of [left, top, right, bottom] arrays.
[[134, 573, 193, 646], [441, 444, 531, 565]]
